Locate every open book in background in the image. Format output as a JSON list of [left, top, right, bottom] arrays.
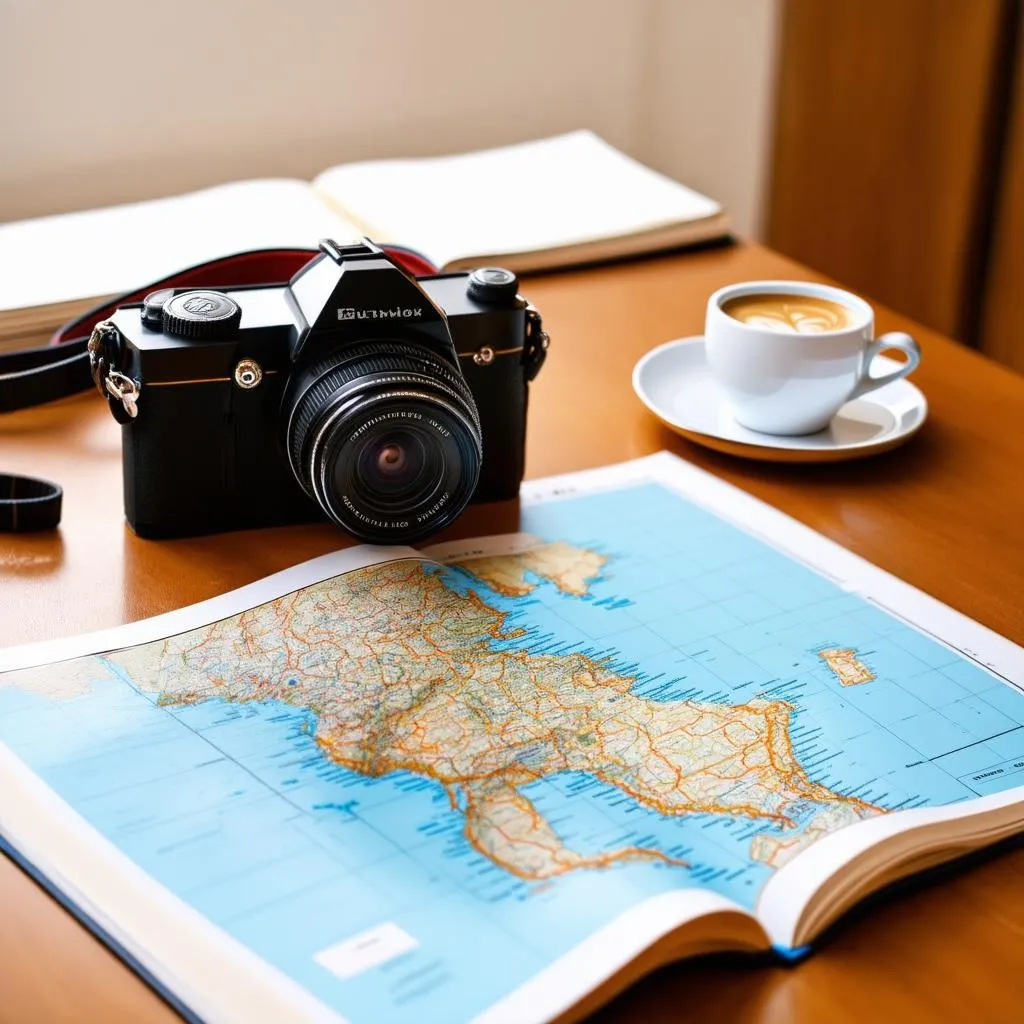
[[0, 131, 729, 349]]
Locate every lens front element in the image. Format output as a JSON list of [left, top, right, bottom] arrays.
[[356, 429, 430, 503], [285, 342, 482, 543], [374, 441, 410, 481], [328, 396, 474, 539]]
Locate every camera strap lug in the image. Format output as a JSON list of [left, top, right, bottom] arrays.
[[104, 371, 141, 421], [523, 306, 549, 382], [88, 320, 141, 423]]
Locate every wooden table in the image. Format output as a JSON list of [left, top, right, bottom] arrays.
[[1, 241, 1022, 1023]]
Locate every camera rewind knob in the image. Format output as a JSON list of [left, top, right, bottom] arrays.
[[141, 288, 175, 328], [467, 267, 519, 304], [162, 290, 241, 339]]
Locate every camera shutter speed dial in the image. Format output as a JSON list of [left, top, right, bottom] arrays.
[[162, 290, 241, 339]]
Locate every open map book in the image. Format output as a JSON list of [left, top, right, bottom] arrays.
[[1, 453, 1022, 1024]]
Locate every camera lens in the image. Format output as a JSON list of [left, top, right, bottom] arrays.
[[285, 342, 482, 543]]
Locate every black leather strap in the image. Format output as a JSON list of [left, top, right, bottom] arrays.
[[0, 346, 84, 532], [0, 474, 63, 532], [0, 340, 92, 414], [0, 340, 88, 533]]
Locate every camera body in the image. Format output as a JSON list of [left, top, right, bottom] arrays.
[[98, 240, 547, 542]]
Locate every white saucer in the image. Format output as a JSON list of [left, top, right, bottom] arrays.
[[632, 336, 928, 463]]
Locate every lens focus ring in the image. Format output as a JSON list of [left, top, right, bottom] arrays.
[[286, 342, 479, 480], [284, 342, 482, 543]]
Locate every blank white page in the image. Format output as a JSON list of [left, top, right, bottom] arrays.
[[0, 180, 359, 312], [313, 131, 723, 268]]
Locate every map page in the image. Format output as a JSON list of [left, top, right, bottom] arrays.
[[1, 453, 1022, 1024]]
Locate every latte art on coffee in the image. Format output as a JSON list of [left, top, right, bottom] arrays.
[[722, 293, 857, 334]]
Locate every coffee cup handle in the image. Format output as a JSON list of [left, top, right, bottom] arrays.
[[849, 332, 921, 400]]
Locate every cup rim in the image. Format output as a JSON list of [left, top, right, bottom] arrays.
[[708, 279, 873, 335]]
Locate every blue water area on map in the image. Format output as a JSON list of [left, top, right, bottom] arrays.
[[1, 480, 1023, 1024]]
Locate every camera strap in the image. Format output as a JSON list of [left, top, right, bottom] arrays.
[[0, 244, 438, 531]]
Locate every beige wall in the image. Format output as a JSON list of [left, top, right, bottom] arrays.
[[0, 0, 779, 237], [639, 0, 781, 239]]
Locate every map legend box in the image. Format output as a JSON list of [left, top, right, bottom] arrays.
[[314, 922, 419, 980]]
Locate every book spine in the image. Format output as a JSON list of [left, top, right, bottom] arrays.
[[772, 943, 813, 963]]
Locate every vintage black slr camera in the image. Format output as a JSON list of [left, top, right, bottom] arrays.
[[90, 240, 548, 543]]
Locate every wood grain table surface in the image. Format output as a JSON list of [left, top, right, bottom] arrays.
[[0, 241, 1022, 1023]]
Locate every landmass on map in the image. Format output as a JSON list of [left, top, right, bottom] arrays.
[[451, 540, 607, 597], [817, 647, 875, 687], [1, 543, 883, 879], [1, 661, 106, 701]]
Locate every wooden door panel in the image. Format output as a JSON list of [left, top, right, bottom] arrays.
[[768, 0, 1009, 342]]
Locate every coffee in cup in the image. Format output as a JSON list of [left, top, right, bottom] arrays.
[[705, 281, 921, 435], [721, 293, 858, 334]]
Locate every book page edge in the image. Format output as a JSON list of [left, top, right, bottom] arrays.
[[439, 214, 731, 272], [471, 889, 764, 1024], [756, 783, 1024, 948]]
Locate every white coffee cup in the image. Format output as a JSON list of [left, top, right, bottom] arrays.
[[705, 280, 921, 435]]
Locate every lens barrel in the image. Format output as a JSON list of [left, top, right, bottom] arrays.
[[285, 342, 482, 543]]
